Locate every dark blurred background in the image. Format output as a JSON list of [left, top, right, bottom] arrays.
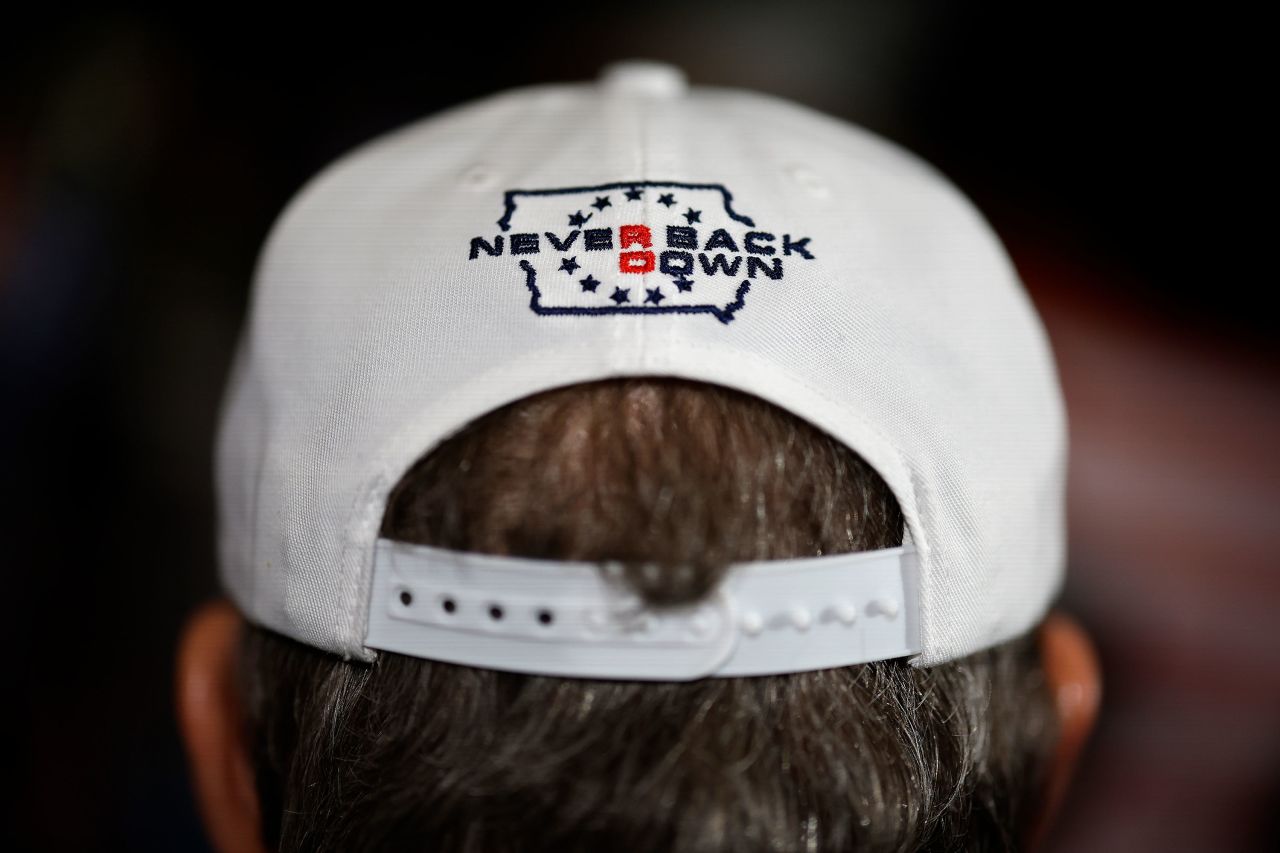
[[2, 3, 1274, 851]]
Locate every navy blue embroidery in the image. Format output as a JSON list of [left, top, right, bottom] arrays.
[[698, 253, 742, 276], [478, 184, 816, 324], [583, 228, 613, 251], [666, 226, 697, 249], [718, 280, 751, 321], [659, 250, 694, 276], [783, 234, 814, 259], [510, 233, 539, 255], [520, 261, 750, 325], [544, 230, 580, 252], [499, 181, 752, 231], [747, 257, 783, 279], [469, 235, 504, 259], [703, 228, 738, 252], [745, 232, 775, 255]]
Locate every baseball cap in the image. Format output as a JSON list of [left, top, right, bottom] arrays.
[[215, 59, 1067, 679]]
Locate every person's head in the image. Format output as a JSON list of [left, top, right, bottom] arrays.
[[179, 61, 1098, 851], [178, 376, 1098, 852]]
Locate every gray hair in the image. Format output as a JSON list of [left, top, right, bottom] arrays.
[[238, 377, 1057, 851]]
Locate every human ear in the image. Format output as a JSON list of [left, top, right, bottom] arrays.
[[175, 598, 268, 853], [1027, 610, 1102, 849]]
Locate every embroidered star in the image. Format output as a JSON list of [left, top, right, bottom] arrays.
[[624, 187, 643, 201], [657, 193, 676, 207], [567, 210, 592, 227], [610, 287, 630, 304], [579, 274, 600, 292], [644, 287, 666, 305], [591, 195, 611, 211], [559, 257, 581, 274], [672, 275, 694, 293], [683, 208, 701, 224]]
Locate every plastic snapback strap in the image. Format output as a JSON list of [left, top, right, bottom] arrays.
[[364, 538, 920, 680]]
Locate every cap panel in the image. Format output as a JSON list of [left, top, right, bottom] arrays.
[[220, 82, 658, 658], [633, 87, 1067, 662]]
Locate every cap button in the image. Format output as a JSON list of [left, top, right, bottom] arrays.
[[598, 60, 687, 97]]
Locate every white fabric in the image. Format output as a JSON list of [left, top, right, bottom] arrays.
[[216, 61, 1067, 668]]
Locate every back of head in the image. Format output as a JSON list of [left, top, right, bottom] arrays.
[[237, 377, 1056, 852], [201, 58, 1077, 853]]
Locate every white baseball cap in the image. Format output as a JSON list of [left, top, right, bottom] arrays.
[[215, 59, 1067, 679]]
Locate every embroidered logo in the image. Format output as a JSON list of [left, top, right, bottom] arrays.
[[466, 181, 814, 324]]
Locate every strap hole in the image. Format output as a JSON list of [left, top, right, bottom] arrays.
[[398, 590, 412, 606], [537, 609, 554, 625], [489, 605, 504, 620], [441, 597, 456, 614]]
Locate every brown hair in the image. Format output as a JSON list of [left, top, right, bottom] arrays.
[[237, 377, 1057, 852]]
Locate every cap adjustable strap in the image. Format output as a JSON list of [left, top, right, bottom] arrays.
[[363, 539, 920, 680]]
